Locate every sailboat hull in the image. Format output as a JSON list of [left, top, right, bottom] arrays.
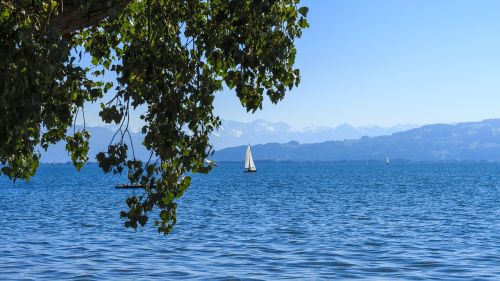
[[245, 170, 257, 173]]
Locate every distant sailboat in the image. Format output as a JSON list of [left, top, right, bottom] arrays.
[[386, 155, 390, 164], [245, 144, 257, 172]]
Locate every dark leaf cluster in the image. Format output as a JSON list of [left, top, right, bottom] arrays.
[[0, 0, 308, 235]]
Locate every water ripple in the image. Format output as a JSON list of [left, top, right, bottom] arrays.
[[1, 162, 500, 280]]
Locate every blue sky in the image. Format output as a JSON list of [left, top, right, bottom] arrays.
[[83, 0, 500, 129], [214, 0, 500, 127]]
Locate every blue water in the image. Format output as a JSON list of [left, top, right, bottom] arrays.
[[1, 162, 500, 280]]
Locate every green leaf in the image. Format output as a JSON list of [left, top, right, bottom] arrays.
[[298, 6, 309, 17], [0, 0, 306, 236]]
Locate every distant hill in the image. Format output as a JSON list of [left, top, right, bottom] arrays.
[[40, 126, 150, 163], [39, 120, 414, 163], [210, 119, 416, 149], [212, 119, 500, 162]]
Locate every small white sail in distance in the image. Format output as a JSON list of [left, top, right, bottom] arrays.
[[245, 144, 257, 172], [386, 155, 390, 164]]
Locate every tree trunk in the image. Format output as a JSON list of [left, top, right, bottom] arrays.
[[55, 0, 132, 34]]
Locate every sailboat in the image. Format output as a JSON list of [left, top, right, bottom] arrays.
[[245, 144, 257, 172], [386, 155, 390, 164]]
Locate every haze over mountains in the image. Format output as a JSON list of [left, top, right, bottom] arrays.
[[39, 119, 500, 163], [213, 119, 500, 162], [210, 119, 417, 149], [41, 126, 149, 163], [39, 120, 415, 163]]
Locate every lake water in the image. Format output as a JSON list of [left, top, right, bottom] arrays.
[[1, 162, 500, 280]]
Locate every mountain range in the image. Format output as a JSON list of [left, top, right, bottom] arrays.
[[38, 120, 415, 163], [210, 119, 416, 149], [213, 119, 500, 162], [41, 126, 149, 163], [39, 119, 500, 163]]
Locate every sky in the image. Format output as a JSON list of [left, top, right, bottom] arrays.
[[83, 0, 500, 129], [214, 0, 500, 128]]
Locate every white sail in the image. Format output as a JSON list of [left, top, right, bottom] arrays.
[[248, 150, 256, 171], [245, 146, 250, 169], [386, 156, 390, 164], [245, 144, 256, 172]]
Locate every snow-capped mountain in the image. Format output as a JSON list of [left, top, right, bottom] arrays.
[[213, 119, 500, 162], [210, 119, 417, 149], [37, 119, 417, 163]]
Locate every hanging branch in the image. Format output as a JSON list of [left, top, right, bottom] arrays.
[[54, 0, 133, 34]]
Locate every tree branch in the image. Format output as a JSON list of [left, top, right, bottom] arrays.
[[55, 0, 132, 34]]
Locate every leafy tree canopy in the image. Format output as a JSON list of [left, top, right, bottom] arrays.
[[0, 0, 308, 234]]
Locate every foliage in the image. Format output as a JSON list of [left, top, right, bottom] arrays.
[[0, 0, 308, 234]]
